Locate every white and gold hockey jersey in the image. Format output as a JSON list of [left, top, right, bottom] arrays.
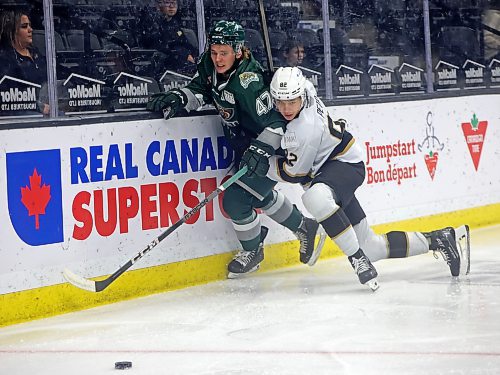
[[267, 81, 363, 185]]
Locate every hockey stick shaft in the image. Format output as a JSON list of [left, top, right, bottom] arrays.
[[63, 166, 248, 292], [257, 0, 274, 73]]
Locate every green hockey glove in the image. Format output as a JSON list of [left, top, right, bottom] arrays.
[[240, 139, 275, 177], [146, 89, 187, 119]]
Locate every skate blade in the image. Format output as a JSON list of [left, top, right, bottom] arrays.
[[366, 279, 379, 292], [307, 230, 327, 267], [227, 264, 260, 279], [455, 225, 471, 275]]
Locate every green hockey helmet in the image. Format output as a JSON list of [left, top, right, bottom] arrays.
[[208, 20, 245, 54]]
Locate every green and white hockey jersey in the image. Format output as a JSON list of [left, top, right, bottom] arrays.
[[181, 52, 286, 155]]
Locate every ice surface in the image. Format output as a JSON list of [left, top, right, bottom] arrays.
[[1, 225, 499, 374]]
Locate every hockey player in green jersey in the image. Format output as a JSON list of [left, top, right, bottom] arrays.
[[147, 20, 326, 278]]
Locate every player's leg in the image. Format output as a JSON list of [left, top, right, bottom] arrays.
[[237, 174, 325, 265], [347, 192, 429, 263], [302, 182, 378, 290], [421, 226, 470, 276], [351, 204, 470, 276], [259, 190, 325, 265], [223, 183, 267, 278], [303, 160, 378, 289]]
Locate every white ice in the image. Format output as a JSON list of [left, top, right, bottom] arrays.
[[1, 225, 499, 375]]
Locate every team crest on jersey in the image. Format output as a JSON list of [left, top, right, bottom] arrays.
[[239, 72, 259, 89], [222, 90, 235, 104], [215, 102, 235, 121]]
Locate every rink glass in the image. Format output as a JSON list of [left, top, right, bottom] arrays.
[[0, 0, 497, 122]]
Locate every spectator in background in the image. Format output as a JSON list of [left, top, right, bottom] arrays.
[[138, 0, 197, 74], [0, 9, 49, 115], [279, 38, 322, 92], [279, 39, 306, 68], [300, 0, 321, 18], [483, 4, 500, 61]]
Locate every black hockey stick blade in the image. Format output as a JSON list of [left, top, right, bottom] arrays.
[[63, 166, 248, 292]]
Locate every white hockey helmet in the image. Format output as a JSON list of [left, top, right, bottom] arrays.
[[270, 67, 307, 101]]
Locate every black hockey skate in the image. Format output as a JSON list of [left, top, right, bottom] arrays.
[[227, 227, 268, 279], [425, 225, 470, 277], [295, 217, 327, 266], [348, 249, 379, 291]]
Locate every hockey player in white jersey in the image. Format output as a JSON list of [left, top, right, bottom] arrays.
[[266, 67, 470, 290]]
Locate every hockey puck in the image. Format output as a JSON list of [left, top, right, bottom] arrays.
[[115, 361, 132, 370]]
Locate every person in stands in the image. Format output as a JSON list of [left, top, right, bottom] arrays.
[[137, 0, 197, 74], [279, 39, 307, 68], [0, 9, 49, 115]]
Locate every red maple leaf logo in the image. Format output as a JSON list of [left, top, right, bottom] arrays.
[[20, 169, 51, 230]]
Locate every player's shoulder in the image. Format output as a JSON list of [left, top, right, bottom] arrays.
[[236, 71, 263, 90], [190, 52, 217, 86], [231, 72, 265, 94], [198, 52, 213, 70], [304, 79, 317, 95], [231, 57, 266, 91], [303, 97, 320, 120], [290, 99, 324, 137]]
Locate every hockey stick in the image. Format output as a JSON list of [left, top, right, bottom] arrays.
[[257, 0, 274, 73], [63, 166, 248, 292]]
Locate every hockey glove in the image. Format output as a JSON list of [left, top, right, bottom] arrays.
[[240, 139, 275, 177], [146, 89, 187, 119]]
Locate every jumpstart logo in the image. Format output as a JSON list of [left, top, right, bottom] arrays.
[[6, 137, 234, 246], [6, 150, 63, 245], [418, 111, 444, 180], [365, 139, 417, 185]]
